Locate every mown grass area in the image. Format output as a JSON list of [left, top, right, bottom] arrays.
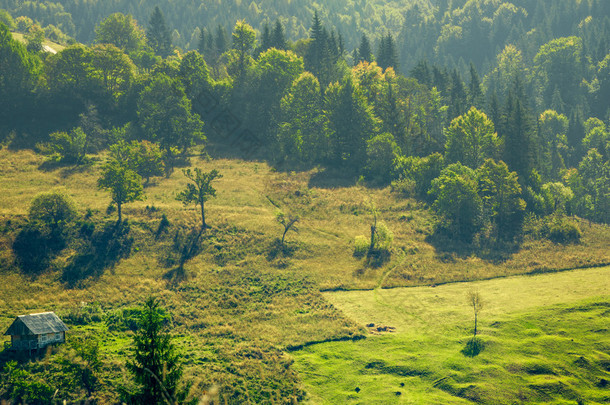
[[10, 31, 66, 53], [0, 148, 609, 402], [292, 267, 610, 404]]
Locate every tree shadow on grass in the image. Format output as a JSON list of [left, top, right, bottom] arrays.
[[461, 337, 484, 357], [426, 227, 521, 264], [61, 221, 134, 288], [307, 167, 358, 189]]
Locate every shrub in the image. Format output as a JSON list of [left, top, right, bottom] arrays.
[[29, 191, 77, 232], [390, 178, 416, 198], [547, 217, 581, 244], [353, 235, 369, 258]]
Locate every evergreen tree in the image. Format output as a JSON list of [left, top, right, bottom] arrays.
[[127, 297, 184, 405], [377, 33, 399, 72], [468, 63, 484, 109], [356, 33, 373, 64], [215, 24, 228, 57], [147, 7, 172, 58], [271, 19, 287, 50], [448, 69, 467, 120], [502, 76, 535, 183], [260, 22, 271, 52], [325, 76, 379, 170], [567, 109, 586, 166], [197, 27, 208, 55]]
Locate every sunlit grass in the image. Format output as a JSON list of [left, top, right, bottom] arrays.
[[292, 267, 610, 404]]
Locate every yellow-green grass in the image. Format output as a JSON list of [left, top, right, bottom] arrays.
[[10, 31, 66, 53], [292, 266, 610, 404], [0, 149, 608, 293], [0, 148, 609, 401]]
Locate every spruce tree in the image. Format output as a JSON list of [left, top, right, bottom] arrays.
[[147, 7, 172, 58], [260, 22, 272, 52], [468, 63, 484, 109], [357, 33, 373, 64], [127, 297, 184, 405], [271, 19, 287, 50], [377, 33, 399, 72], [502, 76, 534, 183]]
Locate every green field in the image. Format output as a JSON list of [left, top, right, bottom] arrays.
[[293, 267, 610, 404], [0, 149, 609, 402]]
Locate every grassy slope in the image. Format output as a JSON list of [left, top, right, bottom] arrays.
[[0, 148, 609, 402], [10, 31, 65, 53], [293, 267, 610, 404]]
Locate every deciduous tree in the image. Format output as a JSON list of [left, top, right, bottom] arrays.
[[176, 168, 222, 229]]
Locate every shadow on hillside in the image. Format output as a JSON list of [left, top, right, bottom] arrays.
[[308, 167, 358, 189], [426, 230, 521, 264], [61, 221, 134, 288]]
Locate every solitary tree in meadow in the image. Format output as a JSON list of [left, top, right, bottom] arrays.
[[98, 160, 144, 224], [176, 168, 222, 229], [467, 290, 484, 337], [276, 211, 299, 247]]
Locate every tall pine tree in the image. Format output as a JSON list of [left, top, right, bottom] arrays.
[[147, 7, 172, 58]]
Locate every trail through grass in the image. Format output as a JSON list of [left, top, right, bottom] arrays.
[[293, 266, 610, 404]]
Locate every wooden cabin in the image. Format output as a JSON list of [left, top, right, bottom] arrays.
[[4, 312, 68, 351]]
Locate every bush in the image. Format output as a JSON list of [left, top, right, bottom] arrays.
[[390, 178, 416, 198], [63, 302, 104, 325], [353, 235, 369, 258], [547, 217, 581, 244], [29, 191, 77, 232]]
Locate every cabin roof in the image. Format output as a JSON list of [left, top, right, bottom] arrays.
[[4, 312, 69, 336]]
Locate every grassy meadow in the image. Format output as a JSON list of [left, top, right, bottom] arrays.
[[293, 267, 610, 404], [0, 147, 609, 402]]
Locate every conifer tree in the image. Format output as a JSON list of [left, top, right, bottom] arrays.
[[356, 33, 373, 64], [271, 20, 287, 50], [468, 63, 484, 109], [147, 7, 172, 58], [376, 33, 399, 72]]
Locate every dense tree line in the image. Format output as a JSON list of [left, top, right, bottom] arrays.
[[1, 2, 609, 246]]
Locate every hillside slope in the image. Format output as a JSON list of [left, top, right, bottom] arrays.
[[0, 148, 609, 402]]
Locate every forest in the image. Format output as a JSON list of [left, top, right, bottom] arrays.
[[0, 0, 609, 403]]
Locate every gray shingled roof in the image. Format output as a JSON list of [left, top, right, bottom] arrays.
[[4, 312, 69, 336]]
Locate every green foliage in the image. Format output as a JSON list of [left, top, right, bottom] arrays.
[[95, 13, 146, 53], [46, 127, 88, 164], [176, 168, 222, 229], [365, 132, 402, 183], [430, 163, 482, 242], [136, 74, 205, 164], [445, 107, 501, 169], [110, 140, 165, 184], [0, 9, 14, 30], [0, 22, 41, 122], [98, 160, 144, 223], [394, 153, 445, 201], [126, 297, 185, 405], [476, 159, 525, 240], [0, 361, 54, 405], [325, 75, 379, 170], [546, 216, 582, 244], [277, 72, 326, 164], [29, 191, 77, 232], [147, 6, 172, 57]]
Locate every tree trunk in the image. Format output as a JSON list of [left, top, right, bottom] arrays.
[[474, 312, 478, 336], [201, 203, 207, 229], [117, 202, 122, 225], [281, 227, 288, 246]]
